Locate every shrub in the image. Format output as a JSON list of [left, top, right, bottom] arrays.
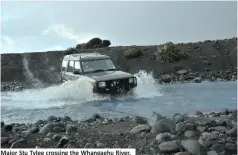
[[157, 42, 189, 62], [75, 44, 82, 49], [63, 47, 76, 55], [84, 38, 102, 49], [102, 40, 111, 47], [124, 47, 142, 59]]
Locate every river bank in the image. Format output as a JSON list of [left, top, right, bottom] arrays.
[[1, 109, 237, 155], [1, 37, 237, 92]]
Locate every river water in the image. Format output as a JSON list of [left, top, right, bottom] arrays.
[[1, 71, 237, 124]]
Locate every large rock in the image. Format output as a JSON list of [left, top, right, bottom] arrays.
[[161, 74, 172, 83], [130, 124, 151, 134], [181, 140, 201, 155], [159, 141, 179, 153], [193, 77, 202, 83]]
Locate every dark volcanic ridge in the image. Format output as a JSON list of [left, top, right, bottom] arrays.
[[1, 109, 237, 155], [1, 37, 237, 91]]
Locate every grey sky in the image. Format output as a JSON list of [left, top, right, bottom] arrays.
[[1, 1, 237, 53]]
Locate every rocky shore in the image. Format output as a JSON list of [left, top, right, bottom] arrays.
[[1, 109, 237, 155]]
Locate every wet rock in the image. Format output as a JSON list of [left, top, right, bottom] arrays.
[[210, 143, 225, 153], [184, 130, 197, 138], [62, 116, 73, 122], [193, 77, 202, 83], [155, 133, 171, 143], [10, 139, 27, 148], [161, 74, 172, 83], [52, 134, 62, 142], [195, 111, 204, 117], [181, 140, 201, 155], [47, 116, 58, 122], [132, 116, 147, 124], [225, 143, 237, 154], [27, 127, 39, 134], [93, 113, 104, 120], [57, 136, 69, 148], [34, 120, 45, 127], [150, 118, 175, 134], [158, 141, 179, 153], [177, 69, 188, 75], [39, 123, 54, 134], [130, 124, 151, 134], [207, 151, 218, 155], [66, 125, 78, 134], [173, 113, 187, 123]]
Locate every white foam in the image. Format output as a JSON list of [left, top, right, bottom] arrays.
[[1, 70, 163, 110]]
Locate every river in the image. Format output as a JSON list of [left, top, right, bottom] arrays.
[[1, 71, 237, 124]]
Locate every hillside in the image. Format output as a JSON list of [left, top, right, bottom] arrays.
[[1, 37, 237, 91]]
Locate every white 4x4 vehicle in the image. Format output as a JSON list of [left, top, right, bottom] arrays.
[[61, 53, 137, 94]]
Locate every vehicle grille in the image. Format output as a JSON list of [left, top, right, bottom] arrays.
[[106, 78, 129, 91]]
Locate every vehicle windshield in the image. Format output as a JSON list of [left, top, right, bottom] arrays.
[[81, 58, 116, 73]]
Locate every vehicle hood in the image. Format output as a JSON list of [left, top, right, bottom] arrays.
[[85, 71, 134, 81]]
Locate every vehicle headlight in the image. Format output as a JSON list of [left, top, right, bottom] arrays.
[[129, 77, 134, 83], [98, 81, 106, 87]]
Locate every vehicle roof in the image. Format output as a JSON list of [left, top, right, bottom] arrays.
[[63, 52, 110, 61]]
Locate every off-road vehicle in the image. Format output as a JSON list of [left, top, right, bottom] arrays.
[[60, 53, 137, 94]]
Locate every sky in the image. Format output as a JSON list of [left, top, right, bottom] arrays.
[[1, 1, 237, 53]]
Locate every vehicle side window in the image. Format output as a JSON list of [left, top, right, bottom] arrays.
[[62, 60, 68, 71], [67, 61, 74, 73], [74, 61, 81, 73]]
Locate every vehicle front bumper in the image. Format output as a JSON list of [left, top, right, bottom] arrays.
[[93, 78, 137, 94]]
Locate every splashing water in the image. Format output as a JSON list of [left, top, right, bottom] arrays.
[[1, 70, 162, 110]]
